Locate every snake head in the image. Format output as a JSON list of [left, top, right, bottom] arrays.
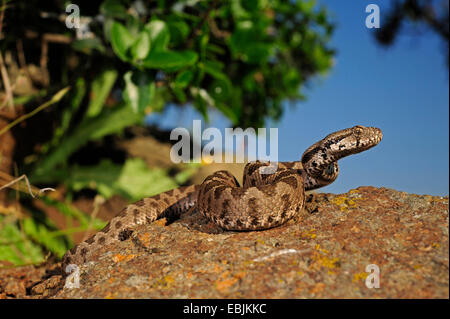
[[301, 125, 382, 187], [321, 125, 383, 156], [302, 125, 383, 172], [346, 125, 383, 153]]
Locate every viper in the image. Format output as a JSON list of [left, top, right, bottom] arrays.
[[62, 125, 382, 270]]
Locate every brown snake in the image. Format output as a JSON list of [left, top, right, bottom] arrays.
[[61, 125, 382, 270]]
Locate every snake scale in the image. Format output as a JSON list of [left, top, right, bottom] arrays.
[[61, 125, 382, 270]]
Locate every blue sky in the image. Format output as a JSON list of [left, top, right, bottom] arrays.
[[148, 1, 449, 196]]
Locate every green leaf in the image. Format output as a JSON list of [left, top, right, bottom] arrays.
[[117, 158, 178, 201], [150, 86, 171, 112], [72, 38, 105, 54], [142, 50, 198, 70], [174, 163, 200, 184], [199, 61, 232, 102], [40, 196, 106, 229], [22, 218, 69, 258], [65, 159, 123, 199], [130, 31, 151, 60], [210, 79, 231, 101], [145, 20, 170, 52], [31, 104, 144, 182], [203, 60, 224, 77], [229, 27, 273, 64], [60, 158, 180, 202], [241, 0, 260, 12], [100, 0, 128, 19], [86, 68, 118, 117], [103, 17, 115, 42], [175, 70, 194, 88], [172, 85, 187, 103], [191, 88, 211, 122], [215, 102, 239, 124], [297, 0, 317, 14], [126, 14, 143, 38], [231, 0, 251, 19], [123, 71, 155, 113], [42, 78, 86, 153], [110, 21, 135, 62], [167, 19, 190, 45], [0, 217, 44, 266]]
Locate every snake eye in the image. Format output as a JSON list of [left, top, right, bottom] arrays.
[[353, 125, 364, 135]]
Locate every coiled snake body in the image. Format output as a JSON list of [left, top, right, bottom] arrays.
[[62, 125, 382, 269]]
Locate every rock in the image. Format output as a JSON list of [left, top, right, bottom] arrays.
[[4, 187, 450, 298], [0, 264, 59, 299]]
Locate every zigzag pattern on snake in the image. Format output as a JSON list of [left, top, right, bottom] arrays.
[[61, 125, 382, 270]]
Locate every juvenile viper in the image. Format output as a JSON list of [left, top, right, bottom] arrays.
[[62, 125, 382, 270]]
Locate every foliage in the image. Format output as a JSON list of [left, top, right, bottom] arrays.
[[374, 0, 449, 64], [0, 0, 335, 266]]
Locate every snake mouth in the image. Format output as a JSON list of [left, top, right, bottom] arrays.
[[325, 125, 383, 159], [360, 126, 383, 149], [349, 127, 383, 155]]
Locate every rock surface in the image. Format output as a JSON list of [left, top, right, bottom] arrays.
[[1, 187, 448, 299]]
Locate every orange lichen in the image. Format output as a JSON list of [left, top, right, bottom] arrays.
[[154, 218, 167, 226], [215, 271, 246, 294], [310, 283, 325, 294], [212, 264, 224, 273], [112, 254, 136, 263], [216, 277, 239, 293], [137, 233, 151, 247]]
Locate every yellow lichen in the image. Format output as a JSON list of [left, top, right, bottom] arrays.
[[164, 275, 175, 284], [104, 291, 119, 299], [310, 245, 339, 272], [152, 274, 175, 288], [300, 229, 317, 239], [352, 272, 368, 283], [331, 195, 363, 211], [315, 244, 329, 254]]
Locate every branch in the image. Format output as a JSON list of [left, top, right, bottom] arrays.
[[0, 174, 55, 198], [186, 0, 219, 47], [0, 86, 70, 137], [0, 51, 14, 112]]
